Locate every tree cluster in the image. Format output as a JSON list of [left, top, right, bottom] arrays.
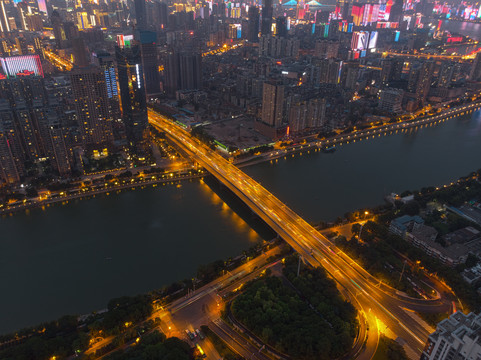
[[231, 257, 358, 360]]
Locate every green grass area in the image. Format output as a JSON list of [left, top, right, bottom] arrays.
[[372, 335, 409, 360], [200, 325, 243, 360]]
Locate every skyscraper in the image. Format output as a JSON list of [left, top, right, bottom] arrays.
[[261, 0, 272, 36], [134, 0, 147, 29], [93, 50, 122, 128], [72, 37, 89, 67], [70, 66, 114, 149], [247, 6, 259, 43], [115, 43, 148, 146], [275, 16, 287, 37], [137, 30, 160, 96], [0, 1, 10, 34]]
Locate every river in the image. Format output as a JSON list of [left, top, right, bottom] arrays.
[[438, 19, 481, 40], [246, 109, 481, 223], [0, 180, 265, 335], [2, 48, 481, 338], [1, 109, 480, 335]]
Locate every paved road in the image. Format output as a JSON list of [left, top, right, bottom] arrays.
[[149, 109, 453, 359]]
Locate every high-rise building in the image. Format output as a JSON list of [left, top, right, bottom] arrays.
[[415, 61, 434, 103], [259, 35, 300, 58], [315, 40, 339, 59], [470, 53, 481, 82], [437, 61, 455, 88], [261, 80, 284, 128], [421, 312, 481, 360], [115, 43, 148, 146], [0, 99, 24, 184], [165, 50, 202, 96], [289, 97, 326, 133], [378, 88, 403, 113], [137, 30, 160, 96], [134, 0, 147, 29], [0, 1, 10, 33], [72, 37, 89, 67], [15, 37, 28, 55], [45, 112, 72, 176], [247, 6, 259, 43], [70, 66, 114, 149], [261, 0, 273, 36], [389, 0, 403, 23], [275, 16, 287, 37], [93, 50, 122, 129]]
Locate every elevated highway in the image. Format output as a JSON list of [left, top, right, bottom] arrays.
[[149, 109, 442, 359]]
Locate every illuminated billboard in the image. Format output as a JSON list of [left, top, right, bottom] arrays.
[[351, 31, 369, 50], [0, 55, 43, 78], [368, 31, 378, 49]]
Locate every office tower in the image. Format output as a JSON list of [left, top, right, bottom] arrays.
[[137, 30, 160, 95], [70, 66, 114, 149], [0, 1, 10, 33], [158, 1, 168, 26], [261, 81, 284, 128], [93, 51, 120, 115], [115, 43, 147, 146], [135, 0, 147, 29], [51, 10, 64, 48], [261, 0, 272, 36], [17, 2, 28, 30], [0, 99, 24, 184], [72, 37, 89, 67], [275, 16, 287, 37], [247, 6, 259, 43], [421, 312, 481, 360], [470, 53, 481, 81]]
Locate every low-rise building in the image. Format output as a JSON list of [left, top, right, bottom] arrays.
[[421, 312, 481, 360], [389, 215, 424, 238]]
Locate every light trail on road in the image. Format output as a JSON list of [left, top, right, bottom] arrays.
[[148, 109, 448, 359]]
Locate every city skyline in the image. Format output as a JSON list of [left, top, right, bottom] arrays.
[[0, 0, 481, 359]]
